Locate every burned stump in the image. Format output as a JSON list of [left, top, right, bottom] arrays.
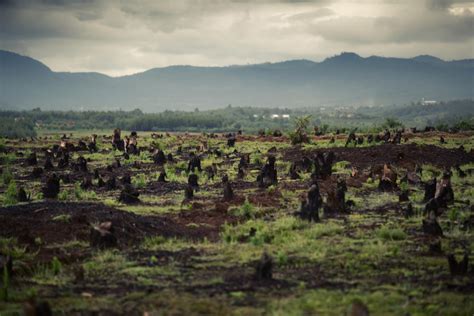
[[298, 183, 322, 222], [255, 253, 273, 281], [90, 222, 118, 249], [118, 184, 140, 204], [42, 174, 60, 199]]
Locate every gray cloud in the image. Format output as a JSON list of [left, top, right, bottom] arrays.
[[0, 0, 473, 76]]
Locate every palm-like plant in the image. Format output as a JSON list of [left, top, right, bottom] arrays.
[[290, 115, 312, 145]]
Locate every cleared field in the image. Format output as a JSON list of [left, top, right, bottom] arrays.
[[0, 130, 473, 315]]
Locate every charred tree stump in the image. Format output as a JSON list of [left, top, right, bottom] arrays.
[[257, 156, 278, 188], [188, 173, 199, 188], [153, 150, 167, 165], [187, 154, 202, 173], [255, 253, 273, 281], [44, 157, 54, 170], [26, 153, 38, 166], [423, 178, 437, 202], [42, 174, 60, 199], [158, 171, 168, 183], [447, 254, 469, 276], [298, 184, 322, 222], [184, 185, 194, 200], [90, 222, 117, 249], [17, 187, 29, 202], [422, 215, 443, 237], [105, 176, 116, 190], [222, 175, 234, 201], [118, 184, 140, 204], [31, 167, 44, 178]]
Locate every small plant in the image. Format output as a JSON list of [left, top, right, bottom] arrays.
[[132, 173, 147, 189], [0, 153, 15, 165], [232, 198, 256, 219], [74, 183, 97, 200], [377, 225, 407, 241], [447, 207, 461, 231], [1, 168, 13, 187], [3, 181, 18, 206], [58, 190, 69, 201], [51, 256, 62, 276], [52, 214, 71, 223], [399, 181, 409, 192], [253, 154, 263, 166]]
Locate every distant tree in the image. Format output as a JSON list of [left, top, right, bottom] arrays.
[[382, 118, 404, 129], [289, 115, 311, 145]]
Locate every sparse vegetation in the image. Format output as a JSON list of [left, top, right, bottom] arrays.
[[0, 127, 472, 315]]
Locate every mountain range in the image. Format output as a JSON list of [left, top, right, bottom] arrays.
[[0, 50, 472, 111]]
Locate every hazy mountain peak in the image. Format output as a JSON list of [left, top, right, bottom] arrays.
[[0, 50, 51, 74], [412, 55, 445, 64], [323, 52, 363, 63]]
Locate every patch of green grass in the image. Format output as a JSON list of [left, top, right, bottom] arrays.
[[230, 198, 258, 219], [52, 214, 71, 223], [83, 250, 131, 278], [376, 225, 407, 241], [132, 173, 148, 189], [2, 180, 18, 206], [74, 183, 97, 201]]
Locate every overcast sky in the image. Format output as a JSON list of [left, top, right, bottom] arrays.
[[1, 0, 473, 76]]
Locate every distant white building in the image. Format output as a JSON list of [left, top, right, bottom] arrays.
[[422, 98, 437, 105], [271, 114, 280, 119], [282, 114, 290, 119]]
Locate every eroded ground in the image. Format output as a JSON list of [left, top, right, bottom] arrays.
[[0, 131, 473, 315]]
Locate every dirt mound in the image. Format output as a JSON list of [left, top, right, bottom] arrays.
[[0, 201, 233, 247], [284, 144, 473, 170]]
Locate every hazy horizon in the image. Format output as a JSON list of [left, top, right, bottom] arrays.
[[5, 49, 472, 78], [1, 0, 473, 76]]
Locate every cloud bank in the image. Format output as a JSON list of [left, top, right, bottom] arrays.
[[1, 0, 473, 76]]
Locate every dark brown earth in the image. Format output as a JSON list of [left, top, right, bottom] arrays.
[[0, 201, 238, 250], [284, 143, 473, 169]]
